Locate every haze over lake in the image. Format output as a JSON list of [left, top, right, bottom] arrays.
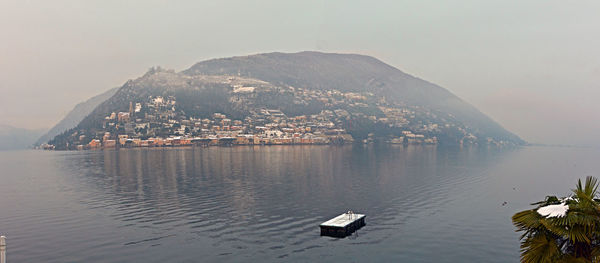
[[1, 145, 598, 262]]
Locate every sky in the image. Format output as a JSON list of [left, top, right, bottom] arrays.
[[0, 0, 599, 146]]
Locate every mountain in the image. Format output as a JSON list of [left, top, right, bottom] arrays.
[[184, 51, 521, 142], [0, 125, 46, 150], [49, 52, 523, 149], [36, 87, 118, 145]]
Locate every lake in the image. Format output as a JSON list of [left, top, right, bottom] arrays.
[[1, 145, 599, 262]]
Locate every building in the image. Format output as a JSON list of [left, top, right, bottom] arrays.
[[117, 112, 130, 122]]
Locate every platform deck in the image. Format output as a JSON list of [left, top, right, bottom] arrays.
[[320, 213, 366, 237]]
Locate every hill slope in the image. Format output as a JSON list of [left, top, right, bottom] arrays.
[[36, 87, 118, 145], [185, 51, 521, 142]]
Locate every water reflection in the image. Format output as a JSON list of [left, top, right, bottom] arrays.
[[46, 145, 511, 261], [0, 145, 530, 262]]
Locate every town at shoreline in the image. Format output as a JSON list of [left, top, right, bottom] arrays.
[[44, 93, 442, 150]]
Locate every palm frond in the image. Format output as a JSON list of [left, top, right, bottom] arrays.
[[514, 176, 600, 262]]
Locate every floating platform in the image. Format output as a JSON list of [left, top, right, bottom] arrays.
[[320, 212, 366, 237]]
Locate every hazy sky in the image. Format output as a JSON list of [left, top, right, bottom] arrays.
[[1, 0, 599, 146]]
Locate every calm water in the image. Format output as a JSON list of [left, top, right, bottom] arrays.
[[1, 145, 599, 262]]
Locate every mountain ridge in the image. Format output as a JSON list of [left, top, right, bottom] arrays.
[[0, 124, 46, 150]]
